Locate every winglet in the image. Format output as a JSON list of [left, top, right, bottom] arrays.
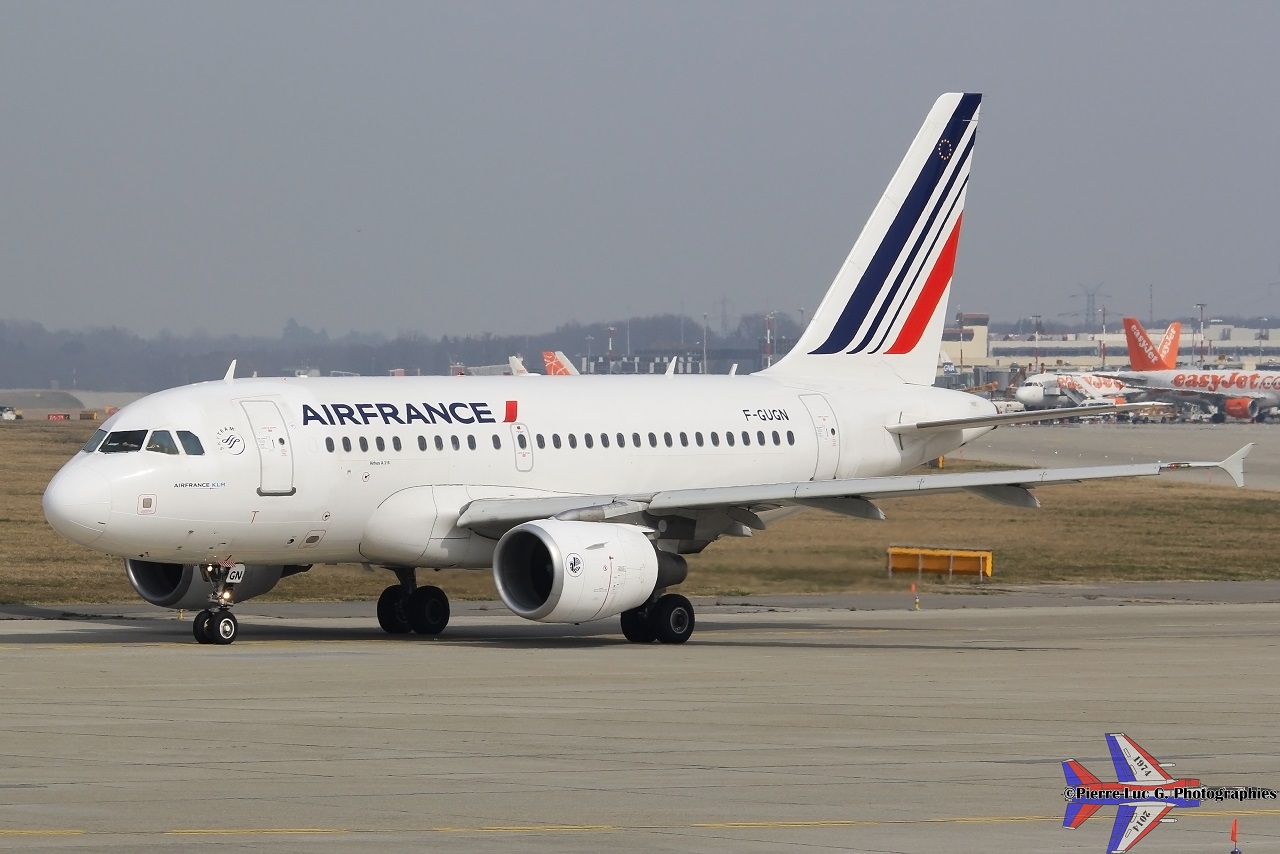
[[665, 358, 677, 377], [223, 360, 237, 382], [1219, 443, 1254, 488]]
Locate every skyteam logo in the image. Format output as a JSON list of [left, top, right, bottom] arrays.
[[810, 93, 979, 357]]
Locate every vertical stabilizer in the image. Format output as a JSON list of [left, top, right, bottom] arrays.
[[764, 93, 981, 384], [1124, 317, 1179, 371]]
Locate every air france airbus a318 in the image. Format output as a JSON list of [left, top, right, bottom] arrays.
[[42, 94, 1251, 645]]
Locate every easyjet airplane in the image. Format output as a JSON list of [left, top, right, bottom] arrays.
[[1014, 321, 1181, 410], [42, 94, 1251, 646], [1109, 318, 1279, 421]]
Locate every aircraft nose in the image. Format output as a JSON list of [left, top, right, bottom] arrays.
[[1014, 387, 1040, 406], [43, 465, 111, 546]]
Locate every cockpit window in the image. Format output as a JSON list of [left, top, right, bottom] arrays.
[[100, 430, 148, 453], [177, 431, 205, 455], [146, 430, 180, 455], [82, 429, 107, 454]]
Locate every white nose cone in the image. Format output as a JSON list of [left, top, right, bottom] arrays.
[[1014, 386, 1041, 407], [43, 465, 111, 546]]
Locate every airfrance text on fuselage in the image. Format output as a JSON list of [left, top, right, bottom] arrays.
[[302, 402, 510, 427]]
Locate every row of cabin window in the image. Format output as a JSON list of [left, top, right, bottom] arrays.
[[323, 429, 797, 455]]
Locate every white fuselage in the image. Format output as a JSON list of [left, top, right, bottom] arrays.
[[1014, 372, 1132, 410], [45, 374, 995, 568]]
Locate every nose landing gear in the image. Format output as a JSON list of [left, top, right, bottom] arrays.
[[193, 563, 243, 645]]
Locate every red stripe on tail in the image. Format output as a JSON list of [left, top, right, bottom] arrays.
[[885, 214, 963, 354]]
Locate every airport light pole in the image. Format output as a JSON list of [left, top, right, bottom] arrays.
[[1260, 318, 1268, 360], [1194, 303, 1207, 365], [1031, 314, 1041, 374], [586, 335, 594, 374], [702, 313, 709, 374]]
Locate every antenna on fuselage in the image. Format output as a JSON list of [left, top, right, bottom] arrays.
[[223, 360, 237, 382]]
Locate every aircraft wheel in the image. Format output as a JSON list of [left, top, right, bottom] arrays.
[[620, 607, 656, 643], [193, 609, 214, 644], [209, 611, 238, 645], [649, 594, 695, 644], [1211, 411, 1226, 423], [376, 585, 413, 634], [408, 586, 450, 635]]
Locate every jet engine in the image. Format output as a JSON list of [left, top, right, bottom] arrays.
[[124, 559, 310, 609], [493, 520, 687, 623], [1223, 398, 1260, 420]]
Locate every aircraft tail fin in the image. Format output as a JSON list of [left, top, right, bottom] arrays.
[[1123, 317, 1178, 371], [1063, 758, 1102, 789], [543, 351, 580, 376], [1063, 801, 1104, 829], [763, 93, 980, 385], [1157, 322, 1181, 368]]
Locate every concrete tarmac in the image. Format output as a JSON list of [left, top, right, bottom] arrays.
[[4, 595, 1280, 852]]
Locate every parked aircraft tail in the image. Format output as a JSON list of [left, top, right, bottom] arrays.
[[765, 92, 981, 385], [1124, 317, 1180, 371], [543, 351, 580, 376]]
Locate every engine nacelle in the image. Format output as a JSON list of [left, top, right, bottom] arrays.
[[494, 521, 681, 623], [124, 559, 308, 609], [1223, 397, 1259, 420]]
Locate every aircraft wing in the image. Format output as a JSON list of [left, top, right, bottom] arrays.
[[1107, 733, 1176, 783], [457, 446, 1252, 534], [1107, 804, 1174, 853], [888, 402, 1149, 434]]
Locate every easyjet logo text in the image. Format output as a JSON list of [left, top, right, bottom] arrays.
[[1172, 373, 1280, 392], [1129, 321, 1160, 366]]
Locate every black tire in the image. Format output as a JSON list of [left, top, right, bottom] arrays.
[[408, 586, 450, 635], [193, 610, 214, 644], [620, 607, 656, 643], [649, 594, 695, 644], [1211, 411, 1226, 423], [376, 585, 413, 634], [210, 611, 238, 645]]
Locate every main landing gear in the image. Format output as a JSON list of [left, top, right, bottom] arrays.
[[376, 568, 450, 636], [193, 563, 242, 645], [620, 592, 695, 644]]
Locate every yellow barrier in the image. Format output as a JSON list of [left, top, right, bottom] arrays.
[[887, 546, 992, 580]]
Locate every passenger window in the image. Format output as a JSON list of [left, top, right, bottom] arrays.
[[679, 432, 688, 447], [467, 435, 477, 450], [583, 433, 593, 449], [451, 435, 460, 451], [741, 431, 751, 446], [786, 430, 795, 446], [146, 431, 180, 455], [600, 433, 609, 448], [342, 437, 352, 452], [359, 437, 369, 452], [536, 434, 546, 450], [518, 434, 528, 450], [710, 432, 720, 447], [393, 436, 402, 451], [418, 436, 427, 451], [434, 436, 444, 451], [663, 432, 673, 448], [772, 430, 780, 446], [375, 437, 385, 452], [632, 432, 641, 447], [757, 430, 765, 446], [568, 434, 578, 449], [100, 430, 147, 453], [492, 434, 501, 450], [82, 429, 107, 453], [617, 433, 626, 448], [177, 431, 204, 455], [325, 437, 335, 453], [552, 434, 562, 449], [648, 432, 657, 448], [726, 432, 735, 447], [695, 432, 704, 447]]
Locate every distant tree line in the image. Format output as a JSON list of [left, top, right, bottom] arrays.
[[0, 312, 803, 392]]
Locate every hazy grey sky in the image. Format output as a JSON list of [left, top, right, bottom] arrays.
[[3, 2, 1277, 338]]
